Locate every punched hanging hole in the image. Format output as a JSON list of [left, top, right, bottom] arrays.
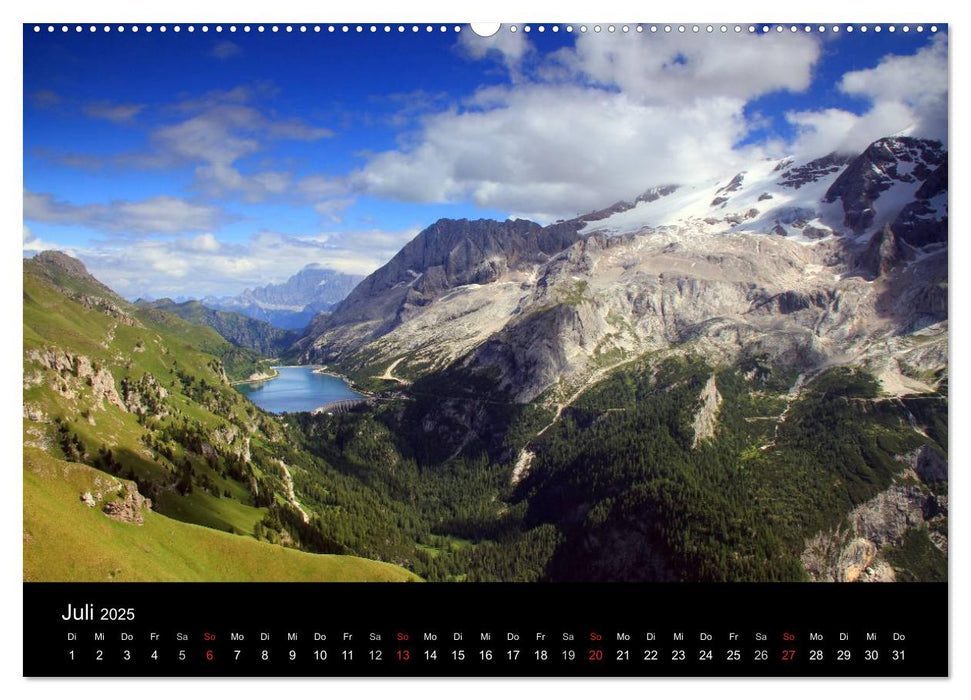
[[470, 23, 501, 37]]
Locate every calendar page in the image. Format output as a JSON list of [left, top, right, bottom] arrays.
[[22, 19, 948, 678]]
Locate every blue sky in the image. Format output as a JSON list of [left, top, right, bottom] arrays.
[[23, 24, 947, 298]]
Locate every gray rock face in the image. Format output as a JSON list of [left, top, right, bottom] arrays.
[[690, 375, 722, 448], [26, 348, 125, 411], [801, 478, 945, 582], [824, 137, 945, 234], [899, 445, 948, 483], [634, 184, 679, 204], [567, 185, 679, 223], [777, 152, 854, 190], [855, 225, 915, 280], [892, 156, 948, 247], [301, 217, 582, 361], [714, 172, 745, 196]]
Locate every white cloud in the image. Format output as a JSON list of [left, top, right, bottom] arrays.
[[348, 32, 822, 220], [314, 199, 355, 224], [185, 233, 221, 252], [351, 84, 758, 220], [458, 25, 533, 78], [560, 31, 820, 104], [24, 190, 226, 235], [787, 102, 920, 157], [22, 225, 59, 254], [839, 33, 947, 110], [151, 98, 332, 201], [43, 85, 334, 204], [788, 33, 948, 157]]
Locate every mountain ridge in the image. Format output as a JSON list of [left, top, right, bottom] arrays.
[[293, 137, 948, 411], [203, 264, 364, 330]]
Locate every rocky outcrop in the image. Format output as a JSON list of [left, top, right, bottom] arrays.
[[690, 375, 722, 448], [848, 483, 929, 547], [898, 444, 948, 483], [715, 172, 746, 196], [23, 403, 46, 422], [510, 449, 535, 485], [801, 476, 946, 582], [634, 184, 678, 204], [102, 482, 151, 525], [26, 348, 125, 411], [73, 294, 140, 327]]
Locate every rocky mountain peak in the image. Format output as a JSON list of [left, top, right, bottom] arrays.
[[825, 137, 945, 234], [25, 250, 121, 301], [201, 264, 364, 330], [306, 217, 582, 352]]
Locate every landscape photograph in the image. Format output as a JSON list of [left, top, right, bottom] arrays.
[[23, 24, 948, 583]]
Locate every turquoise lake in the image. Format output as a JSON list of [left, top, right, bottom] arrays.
[[236, 366, 362, 414]]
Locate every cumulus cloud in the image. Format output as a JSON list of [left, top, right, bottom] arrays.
[[559, 31, 820, 104], [24, 190, 226, 235], [356, 85, 762, 218], [788, 33, 948, 157], [347, 32, 823, 220], [76, 228, 420, 299]]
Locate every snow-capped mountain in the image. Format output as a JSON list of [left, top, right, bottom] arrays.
[[580, 136, 946, 245], [296, 136, 947, 406]]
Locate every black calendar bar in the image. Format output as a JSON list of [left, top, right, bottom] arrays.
[[24, 582, 947, 677]]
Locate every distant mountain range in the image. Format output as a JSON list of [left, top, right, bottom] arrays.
[[201, 265, 364, 330]]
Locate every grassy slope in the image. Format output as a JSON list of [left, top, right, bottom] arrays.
[[24, 448, 418, 582], [23, 254, 421, 582], [137, 299, 294, 357], [23, 268, 269, 534]]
